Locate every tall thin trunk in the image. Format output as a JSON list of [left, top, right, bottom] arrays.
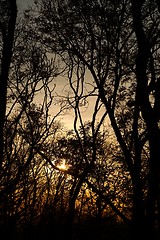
[[132, 177, 146, 238], [131, 0, 160, 238], [0, 0, 17, 170], [0, 0, 17, 237]]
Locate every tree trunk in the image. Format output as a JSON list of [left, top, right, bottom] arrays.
[[131, 179, 146, 238], [0, 0, 17, 170], [0, 0, 17, 237], [131, 0, 160, 238]]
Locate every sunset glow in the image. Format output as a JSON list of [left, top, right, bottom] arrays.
[[57, 159, 68, 170]]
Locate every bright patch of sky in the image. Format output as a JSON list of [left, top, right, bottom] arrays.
[[15, 0, 108, 130], [17, 0, 34, 10]]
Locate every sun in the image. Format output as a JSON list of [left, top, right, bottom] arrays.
[[57, 159, 68, 170]]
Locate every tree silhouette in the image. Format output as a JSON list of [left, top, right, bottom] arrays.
[[0, 0, 17, 238], [0, 0, 17, 167], [29, 0, 160, 238], [0, 1, 61, 238]]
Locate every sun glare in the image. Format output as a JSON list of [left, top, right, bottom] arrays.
[[57, 159, 68, 170]]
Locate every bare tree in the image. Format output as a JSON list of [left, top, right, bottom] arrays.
[[0, 4, 63, 237], [29, 0, 160, 238]]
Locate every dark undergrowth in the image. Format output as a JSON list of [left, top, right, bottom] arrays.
[[3, 217, 160, 240], [14, 221, 131, 240]]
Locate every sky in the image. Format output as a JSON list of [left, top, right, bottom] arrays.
[[17, 0, 34, 10], [15, 0, 107, 131]]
